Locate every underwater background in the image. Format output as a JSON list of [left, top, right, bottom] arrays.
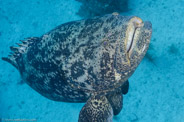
[[0, 0, 184, 122]]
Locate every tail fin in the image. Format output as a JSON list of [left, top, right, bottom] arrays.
[[2, 37, 40, 69], [2, 55, 19, 69]]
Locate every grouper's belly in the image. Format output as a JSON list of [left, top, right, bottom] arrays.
[[21, 69, 90, 102]]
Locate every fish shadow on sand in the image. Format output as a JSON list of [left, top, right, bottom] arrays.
[[76, 0, 129, 18]]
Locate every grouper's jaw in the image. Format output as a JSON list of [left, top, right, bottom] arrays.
[[117, 16, 152, 81], [125, 17, 144, 55], [124, 16, 152, 66]]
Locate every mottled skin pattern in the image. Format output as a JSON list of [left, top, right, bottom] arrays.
[[2, 13, 152, 121], [79, 95, 113, 122]]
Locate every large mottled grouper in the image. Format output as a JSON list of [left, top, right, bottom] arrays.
[[2, 13, 152, 121]]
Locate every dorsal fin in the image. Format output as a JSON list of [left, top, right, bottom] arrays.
[[2, 37, 40, 69]]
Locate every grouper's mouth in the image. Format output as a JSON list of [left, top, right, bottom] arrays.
[[126, 17, 144, 53], [126, 27, 137, 53]]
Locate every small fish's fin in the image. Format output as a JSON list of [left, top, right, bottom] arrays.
[[2, 37, 40, 69], [121, 80, 129, 95]]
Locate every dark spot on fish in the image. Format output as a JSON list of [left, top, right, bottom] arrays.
[[26, 73, 38, 86], [80, 83, 86, 87], [52, 32, 65, 42], [87, 67, 97, 83], [88, 35, 94, 42], [71, 61, 85, 79], [75, 43, 86, 53], [54, 50, 61, 57], [62, 46, 71, 57], [94, 101, 98, 105], [103, 27, 108, 33], [83, 48, 94, 59], [100, 52, 111, 78], [30, 59, 59, 72], [106, 15, 114, 23], [72, 38, 76, 45]]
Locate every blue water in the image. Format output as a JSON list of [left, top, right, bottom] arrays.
[[0, 0, 184, 122]]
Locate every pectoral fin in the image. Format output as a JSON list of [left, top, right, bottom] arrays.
[[79, 94, 113, 122]]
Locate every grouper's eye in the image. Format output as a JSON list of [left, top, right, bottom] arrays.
[[126, 17, 144, 53]]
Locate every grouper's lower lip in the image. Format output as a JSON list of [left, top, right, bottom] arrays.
[[126, 28, 136, 53], [126, 17, 144, 53]]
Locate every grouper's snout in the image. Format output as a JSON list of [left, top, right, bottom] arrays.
[[125, 18, 152, 65], [143, 21, 152, 32], [142, 21, 152, 48], [139, 21, 152, 57]]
